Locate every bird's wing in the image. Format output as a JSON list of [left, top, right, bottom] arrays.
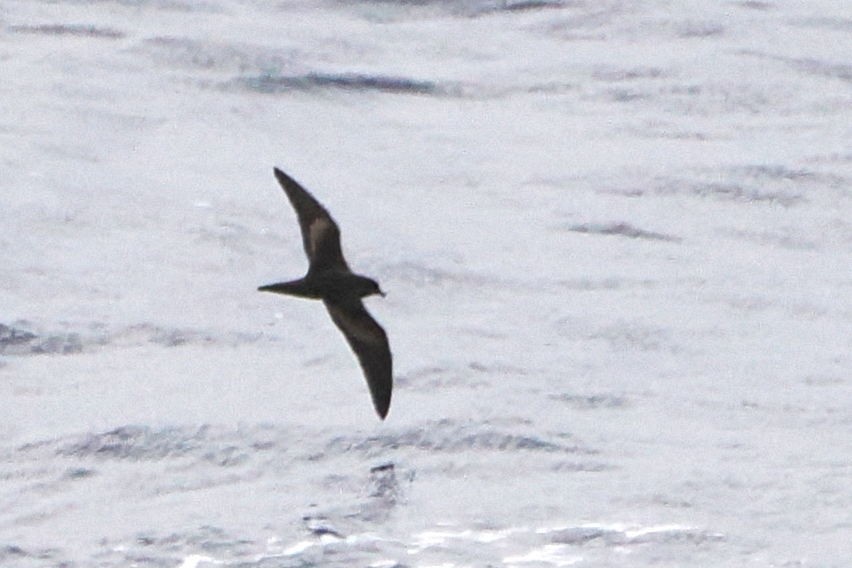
[[323, 298, 392, 419], [273, 167, 349, 271]]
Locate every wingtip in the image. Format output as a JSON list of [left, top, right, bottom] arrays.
[[374, 393, 391, 420], [272, 166, 286, 183], [272, 167, 302, 196]]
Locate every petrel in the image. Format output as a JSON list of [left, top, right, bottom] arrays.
[[259, 168, 392, 419]]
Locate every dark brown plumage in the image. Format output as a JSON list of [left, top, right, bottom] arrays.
[[259, 168, 392, 419]]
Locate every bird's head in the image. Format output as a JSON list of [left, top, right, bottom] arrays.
[[359, 277, 386, 299]]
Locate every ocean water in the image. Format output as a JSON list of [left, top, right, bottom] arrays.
[[1, 1, 850, 566]]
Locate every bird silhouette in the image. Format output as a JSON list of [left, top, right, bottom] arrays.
[[259, 168, 392, 419]]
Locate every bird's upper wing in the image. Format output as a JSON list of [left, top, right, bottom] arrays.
[[323, 298, 392, 419], [273, 167, 349, 272]]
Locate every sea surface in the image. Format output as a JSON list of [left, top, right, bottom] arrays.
[[1, 1, 850, 566]]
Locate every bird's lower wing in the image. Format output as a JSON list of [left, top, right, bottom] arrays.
[[323, 298, 392, 419]]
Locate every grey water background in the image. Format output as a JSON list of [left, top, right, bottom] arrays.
[[1, 1, 851, 566]]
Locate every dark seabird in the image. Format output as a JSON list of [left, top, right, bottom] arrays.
[[259, 168, 392, 419]]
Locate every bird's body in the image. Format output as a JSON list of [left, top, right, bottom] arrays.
[[260, 271, 381, 301], [259, 168, 393, 419]]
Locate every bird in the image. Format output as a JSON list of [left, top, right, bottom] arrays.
[[259, 167, 392, 419]]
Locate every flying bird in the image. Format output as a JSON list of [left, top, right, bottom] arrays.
[[259, 168, 392, 419]]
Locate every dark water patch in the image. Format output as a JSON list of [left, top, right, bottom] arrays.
[[500, 0, 565, 12], [548, 525, 610, 544], [803, 374, 847, 387], [631, 123, 710, 141], [66, 0, 220, 12], [784, 57, 852, 84], [56, 425, 207, 461], [637, 174, 806, 206], [541, 5, 626, 40], [550, 460, 613, 472], [741, 50, 852, 84], [468, 361, 527, 375], [558, 317, 679, 353], [792, 17, 852, 33], [113, 323, 265, 349], [626, 527, 726, 545], [544, 524, 725, 546], [396, 365, 449, 388], [807, 151, 852, 165], [654, 163, 845, 207], [710, 293, 773, 314], [64, 467, 96, 480], [326, 421, 591, 456], [30, 333, 84, 354], [655, 82, 768, 115], [0, 544, 58, 562], [136, 525, 254, 554], [384, 261, 503, 288], [362, 462, 414, 520], [95, 525, 255, 568], [592, 66, 666, 82], [550, 393, 628, 409], [0, 320, 265, 357], [308, 463, 413, 524], [527, 80, 579, 94], [22, 424, 280, 466], [739, 164, 817, 181], [648, 493, 694, 508], [555, 277, 661, 291], [232, 72, 449, 96], [470, 0, 569, 16], [0, 323, 37, 350], [736, 0, 772, 9], [0, 546, 27, 560], [676, 21, 724, 38], [720, 227, 818, 251], [602, 87, 651, 102], [141, 36, 296, 73], [690, 181, 802, 205], [8, 23, 125, 39], [732, 165, 849, 197], [567, 222, 680, 242], [114, 323, 219, 348], [399, 362, 504, 391], [304, 515, 346, 538], [387, 262, 454, 286], [588, 323, 675, 352], [332, 0, 568, 18], [369, 462, 398, 502], [0, 322, 82, 355]]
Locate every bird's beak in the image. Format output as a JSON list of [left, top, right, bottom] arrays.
[[378, 289, 387, 298]]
